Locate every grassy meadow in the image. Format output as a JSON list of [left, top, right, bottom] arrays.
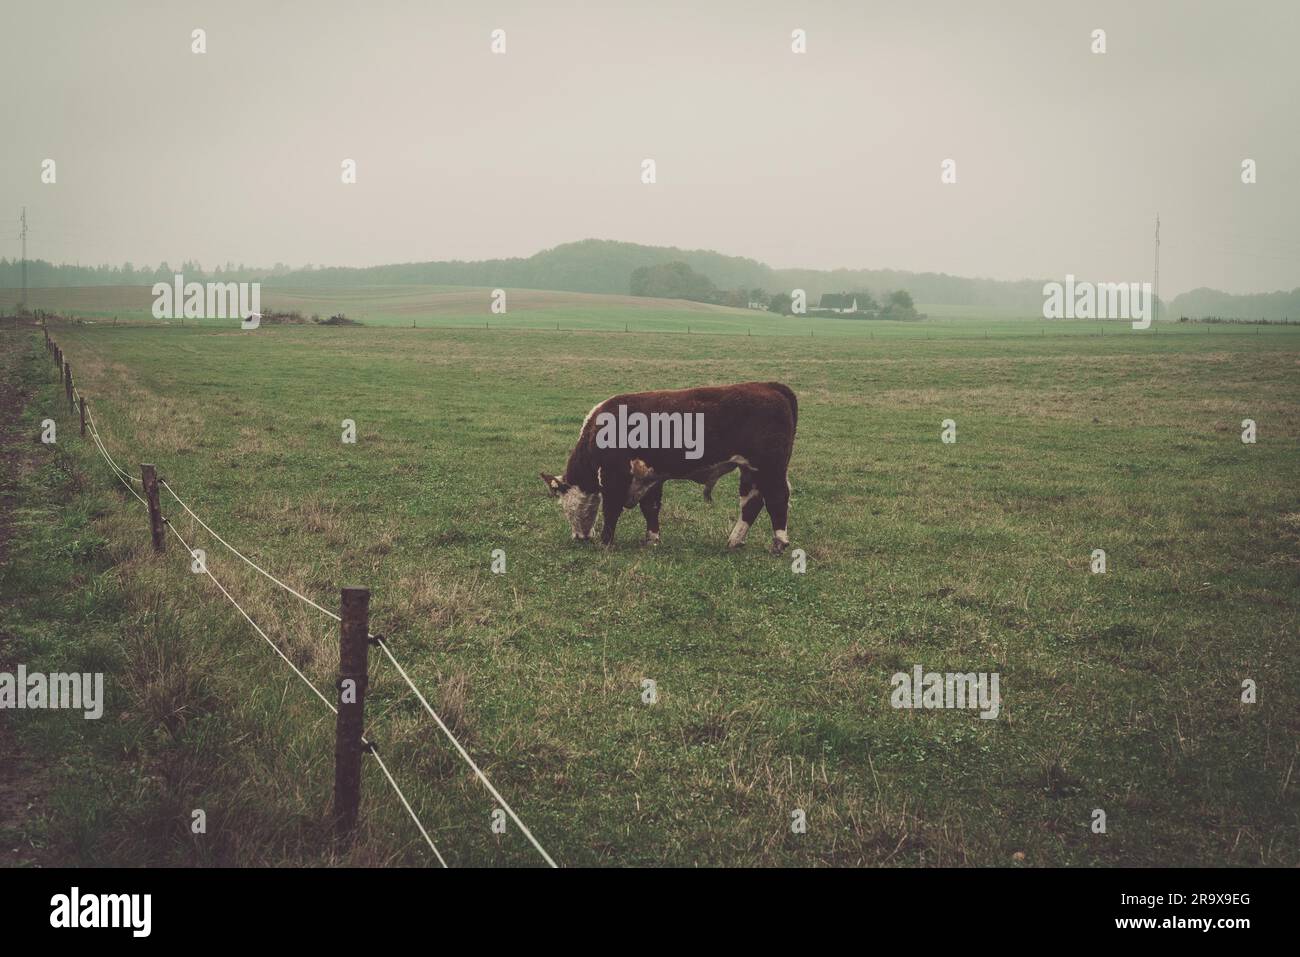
[[9, 283, 767, 333], [2, 297, 1298, 867], [13, 282, 1083, 334]]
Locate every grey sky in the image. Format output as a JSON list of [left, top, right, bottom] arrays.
[[2, 0, 1296, 296]]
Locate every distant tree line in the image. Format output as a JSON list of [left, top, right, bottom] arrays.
[[628, 263, 922, 320], [629, 261, 719, 302], [629, 261, 770, 309], [0, 258, 299, 286], [5, 238, 1296, 321]]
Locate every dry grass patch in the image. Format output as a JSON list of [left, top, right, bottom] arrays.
[[388, 570, 489, 636]]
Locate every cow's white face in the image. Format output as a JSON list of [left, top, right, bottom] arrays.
[[540, 472, 599, 540]]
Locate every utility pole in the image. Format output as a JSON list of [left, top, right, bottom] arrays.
[[1153, 213, 1160, 325], [20, 206, 28, 309]]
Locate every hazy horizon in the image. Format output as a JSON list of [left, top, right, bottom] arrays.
[[3, 0, 1297, 297]]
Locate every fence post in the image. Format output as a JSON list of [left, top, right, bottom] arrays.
[[141, 464, 166, 552], [79, 396, 86, 436], [334, 587, 370, 843], [65, 366, 74, 414]]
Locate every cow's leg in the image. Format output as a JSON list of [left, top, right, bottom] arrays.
[[599, 470, 630, 547], [758, 471, 791, 556], [639, 482, 663, 545], [727, 468, 765, 548]]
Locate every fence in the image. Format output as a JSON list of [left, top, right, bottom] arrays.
[[40, 323, 557, 868]]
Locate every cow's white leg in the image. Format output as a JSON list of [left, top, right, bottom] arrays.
[[760, 471, 792, 555], [727, 516, 751, 548], [728, 471, 764, 549]]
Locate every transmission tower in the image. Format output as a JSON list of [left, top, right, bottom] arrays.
[[20, 206, 28, 309], [1153, 213, 1160, 324]]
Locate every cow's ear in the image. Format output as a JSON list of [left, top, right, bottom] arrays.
[[540, 472, 567, 497]]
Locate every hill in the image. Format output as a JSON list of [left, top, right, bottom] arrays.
[[4, 239, 1297, 319], [264, 240, 1054, 311]]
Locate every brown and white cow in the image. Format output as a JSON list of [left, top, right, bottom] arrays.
[[540, 381, 797, 554]]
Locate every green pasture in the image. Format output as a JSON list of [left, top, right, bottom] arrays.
[[2, 306, 1296, 866]]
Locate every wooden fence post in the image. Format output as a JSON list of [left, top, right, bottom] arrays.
[[65, 366, 74, 413], [141, 464, 165, 552], [334, 587, 370, 843], [79, 396, 86, 436]]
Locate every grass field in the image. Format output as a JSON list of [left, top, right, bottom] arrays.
[[6, 283, 766, 332], [8, 283, 1102, 333], [2, 301, 1297, 867]]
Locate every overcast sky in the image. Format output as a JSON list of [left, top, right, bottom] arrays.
[[2, 0, 1296, 296]]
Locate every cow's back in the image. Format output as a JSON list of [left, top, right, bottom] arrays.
[[581, 381, 796, 479]]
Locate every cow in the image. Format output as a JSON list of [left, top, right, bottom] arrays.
[[540, 381, 797, 554]]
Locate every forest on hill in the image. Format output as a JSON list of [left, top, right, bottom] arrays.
[[4, 239, 1297, 319]]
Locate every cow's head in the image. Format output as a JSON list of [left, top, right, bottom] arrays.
[[540, 472, 599, 541]]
